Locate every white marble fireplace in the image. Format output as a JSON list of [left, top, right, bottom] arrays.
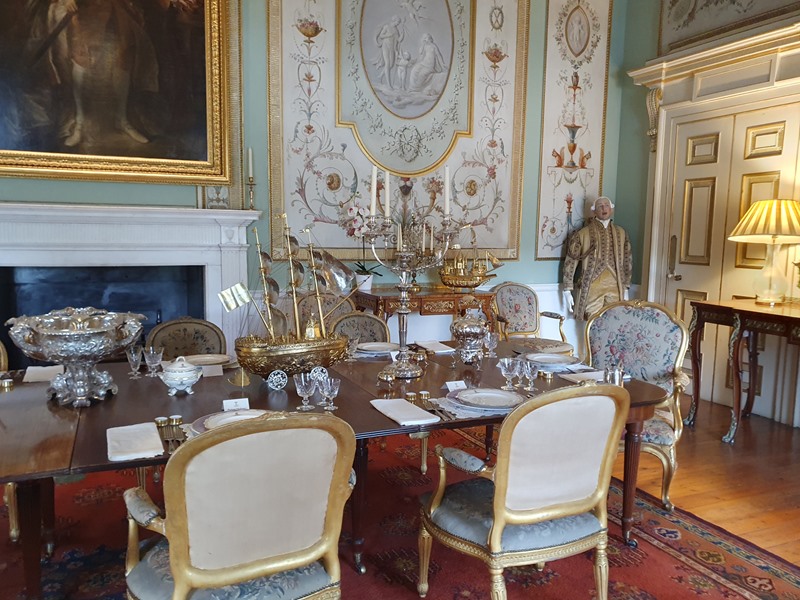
[[0, 203, 260, 348]]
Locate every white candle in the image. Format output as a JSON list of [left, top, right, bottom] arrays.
[[370, 166, 377, 215], [421, 223, 425, 251], [397, 224, 403, 250], [247, 147, 253, 179], [444, 166, 451, 215], [384, 171, 391, 217]]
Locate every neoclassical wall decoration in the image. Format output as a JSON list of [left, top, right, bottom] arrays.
[[536, 0, 612, 260], [0, 0, 231, 184], [267, 0, 529, 261]]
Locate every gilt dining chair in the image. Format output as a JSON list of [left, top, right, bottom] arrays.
[[417, 384, 630, 600], [123, 411, 356, 600], [330, 310, 390, 343], [585, 299, 689, 511], [296, 293, 355, 335], [0, 341, 18, 543], [145, 316, 227, 361], [491, 282, 573, 355]]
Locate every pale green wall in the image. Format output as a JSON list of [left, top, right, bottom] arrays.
[[1, 1, 659, 285]]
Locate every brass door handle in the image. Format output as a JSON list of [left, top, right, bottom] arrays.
[[667, 235, 683, 281]]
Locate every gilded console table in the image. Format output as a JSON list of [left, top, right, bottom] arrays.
[[354, 286, 496, 330], [687, 298, 800, 443]]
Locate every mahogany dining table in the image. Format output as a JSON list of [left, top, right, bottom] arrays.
[[0, 342, 665, 598]]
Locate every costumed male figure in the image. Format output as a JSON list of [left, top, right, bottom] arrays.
[[562, 196, 632, 320]]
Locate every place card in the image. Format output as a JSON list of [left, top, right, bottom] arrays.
[[445, 380, 467, 392], [223, 397, 250, 411], [202, 365, 224, 377], [23, 365, 64, 383]]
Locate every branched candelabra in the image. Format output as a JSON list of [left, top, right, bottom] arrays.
[[363, 211, 459, 380]]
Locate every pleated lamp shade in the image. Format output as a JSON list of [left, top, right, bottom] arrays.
[[728, 199, 800, 305], [728, 199, 800, 244]]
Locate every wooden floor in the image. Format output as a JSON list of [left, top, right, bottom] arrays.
[[613, 396, 800, 565]]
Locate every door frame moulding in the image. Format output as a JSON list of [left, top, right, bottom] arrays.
[[628, 21, 800, 303]]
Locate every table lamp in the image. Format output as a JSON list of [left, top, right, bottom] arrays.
[[727, 199, 800, 305]]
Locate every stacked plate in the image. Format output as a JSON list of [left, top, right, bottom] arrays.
[[355, 342, 400, 357], [189, 409, 267, 435], [524, 353, 581, 373], [447, 388, 525, 413]]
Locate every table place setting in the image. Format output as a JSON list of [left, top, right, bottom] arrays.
[[414, 340, 456, 354], [106, 422, 165, 461], [22, 365, 65, 383], [370, 398, 441, 426]]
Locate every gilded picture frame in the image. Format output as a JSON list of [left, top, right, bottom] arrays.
[[0, 0, 230, 184], [267, 0, 528, 262]]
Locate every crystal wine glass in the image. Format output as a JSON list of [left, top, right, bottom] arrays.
[[143, 346, 164, 378], [293, 373, 317, 411], [345, 335, 360, 362], [497, 358, 520, 391], [125, 345, 143, 379], [483, 331, 500, 358], [319, 377, 341, 411], [520, 360, 537, 392]]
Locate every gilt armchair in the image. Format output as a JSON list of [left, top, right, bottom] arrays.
[[491, 282, 573, 355], [145, 317, 226, 361], [586, 300, 689, 511], [296, 293, 355, 334], [1, 341, 18, 543], [417, 384, 630, 600], [330, 310, 390, 343], [123, 411, 356, 600]]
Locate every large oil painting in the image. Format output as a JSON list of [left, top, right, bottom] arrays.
[[0, 0, 229, 183], [268, 0, 529, 261]]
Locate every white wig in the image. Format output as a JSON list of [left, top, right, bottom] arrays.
[[590, 196, 614, 211]]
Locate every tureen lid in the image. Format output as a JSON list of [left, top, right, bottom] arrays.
[[163, 356, 202, 375]]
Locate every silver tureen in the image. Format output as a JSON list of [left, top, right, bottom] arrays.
[[6, 307, 145, 407]]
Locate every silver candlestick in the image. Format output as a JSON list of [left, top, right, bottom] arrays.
[[363, 212, 458, 380]]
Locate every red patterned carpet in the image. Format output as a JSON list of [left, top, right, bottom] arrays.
[[1, 427, 799, 599]]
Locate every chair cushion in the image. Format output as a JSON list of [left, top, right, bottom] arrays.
[[421, 478, 603, 553], [127, 538, 335, 600], [641, 417, 676, 446]]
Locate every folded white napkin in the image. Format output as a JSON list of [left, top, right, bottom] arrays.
[[107, 422, 165, 462], [558, 371, 605, 383], [23, 365, 64, 383], [370, 398, 440, 426], [201, 365, 224, 377], [415, 340, 455, 354]]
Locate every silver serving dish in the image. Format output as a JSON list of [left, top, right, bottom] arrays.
[[6, 307, 145, 407], [158, 356, 203, 395], [450, 312, 488, 365]]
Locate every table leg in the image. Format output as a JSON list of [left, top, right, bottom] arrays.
[[723, 314, 743, 444], [483, 425, 494, 460], [351, 439, 369, 574], [686, 309, 702, 427], [40, 478, 55, 558], [743, 331, 758, 417], [622, 421, 644, 547], [16, 479, 45, 599]]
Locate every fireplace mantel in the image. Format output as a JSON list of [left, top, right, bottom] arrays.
[[0, 202, 260, 347]]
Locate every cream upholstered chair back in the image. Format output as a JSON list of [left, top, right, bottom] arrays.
[[145, 317, 226, 361], [491, 385, 629, 541], [297, 293, 355, 332], [585, 300, 688, 395], [0, 340, 7, 371], [331, 310, 390, 343], [160, 412, 355, 593]]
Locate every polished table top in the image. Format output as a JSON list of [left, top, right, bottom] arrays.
[[1, 346, 666, 482]]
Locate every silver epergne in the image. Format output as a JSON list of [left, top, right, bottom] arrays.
[[6, 307, 145, 407], [362, 212, 458, 381]]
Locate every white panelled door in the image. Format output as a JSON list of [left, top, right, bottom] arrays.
[[664, 103, 800, 412]]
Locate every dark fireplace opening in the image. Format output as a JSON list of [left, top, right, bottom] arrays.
[[0, 266, 204, 369]]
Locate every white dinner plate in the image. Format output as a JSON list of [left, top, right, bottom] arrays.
[[183, 354, 231, 366], [190, 409, 267, 434], [452, 388, 525, 410], [356, 342, 399, 353], [524, 353, 581, 372]]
